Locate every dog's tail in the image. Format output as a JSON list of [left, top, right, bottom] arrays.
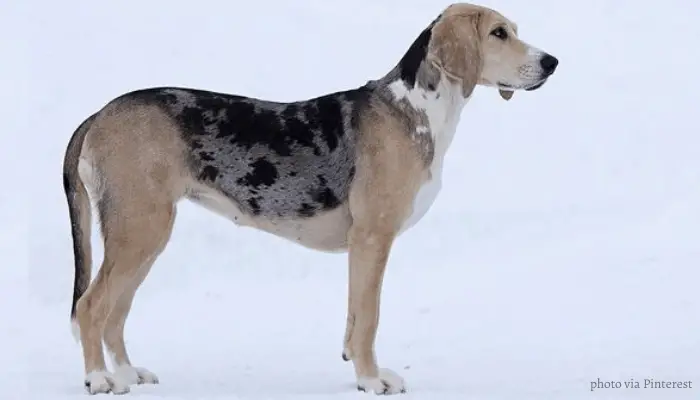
[[63, 113, 96, 340]]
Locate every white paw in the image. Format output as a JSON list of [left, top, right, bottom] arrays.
[[84, 370, 130, 395], [357, 368, 406, 395], [114, 365, 159, 385]]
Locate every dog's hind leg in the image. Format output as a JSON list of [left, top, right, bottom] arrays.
[[76, 193, 176, 395], [102, 207, 175, 387], [65, 101, 190, 394]]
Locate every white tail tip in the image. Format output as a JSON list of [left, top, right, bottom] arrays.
[[71, 318, 81, 343]]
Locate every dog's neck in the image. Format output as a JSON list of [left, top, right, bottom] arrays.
[[367, 58, 470, 171]]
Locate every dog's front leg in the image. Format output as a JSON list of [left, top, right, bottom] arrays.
[[344, 223, 405, 395]]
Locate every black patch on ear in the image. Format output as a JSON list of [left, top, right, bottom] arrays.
[[398, 14, 441, 88]]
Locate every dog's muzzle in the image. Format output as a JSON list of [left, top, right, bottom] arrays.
[[525, 54, 558, 91]]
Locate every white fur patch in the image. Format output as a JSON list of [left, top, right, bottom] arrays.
[[357, 368, 406, 394], [71, 318, 80, 343], [108, 350, 160, 385], [388, 75, 468, 234], [526, 43, 545, 58], [84, 370, 130, 395], [114, 364, 159, 385]]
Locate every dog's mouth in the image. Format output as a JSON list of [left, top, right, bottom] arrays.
[[497, 78, 547, 92], [497, 82, 514, 90], [497, 78, 548, 92], [524, 79, 547, 91]]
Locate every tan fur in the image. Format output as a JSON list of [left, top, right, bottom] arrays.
[[427, 7, 483, 97], [430, 3, 546, 101], [74, 103, 188, 380], [341, 101, 428, 378]]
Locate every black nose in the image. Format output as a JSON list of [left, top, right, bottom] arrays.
[[540, 54, 558, 74]]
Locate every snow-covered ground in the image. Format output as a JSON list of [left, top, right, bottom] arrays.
[[7, 0, 699, 399]]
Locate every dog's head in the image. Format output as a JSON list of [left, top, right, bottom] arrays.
[[427, 3, 558, 100]]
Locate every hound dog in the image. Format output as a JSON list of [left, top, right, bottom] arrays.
[[63, 2, 558, 395]]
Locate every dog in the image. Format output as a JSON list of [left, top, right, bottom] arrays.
[[63, 2, 558, 395]]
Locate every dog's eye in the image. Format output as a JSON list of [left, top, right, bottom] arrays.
[[490, 27, 508, 40]]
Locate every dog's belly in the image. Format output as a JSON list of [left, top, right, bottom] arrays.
[[187, 185, 352, 252], [253, 205, 352, 252], [399, 176, 442, 235]]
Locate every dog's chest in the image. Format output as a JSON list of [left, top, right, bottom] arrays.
[[388, 79, 467, 234]]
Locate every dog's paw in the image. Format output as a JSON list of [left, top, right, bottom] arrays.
[[114, 364, 159, 385], [357, 368, 406, 395], [84, 370, 130, 395]]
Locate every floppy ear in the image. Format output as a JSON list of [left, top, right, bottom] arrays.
[[499, 89, 514, 101], [428, 12, 483, 97]]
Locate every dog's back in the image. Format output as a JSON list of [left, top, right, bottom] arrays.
[[131, 87, 368, 220]]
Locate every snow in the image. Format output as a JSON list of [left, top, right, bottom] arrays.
[[6, 0, 699, 399]]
